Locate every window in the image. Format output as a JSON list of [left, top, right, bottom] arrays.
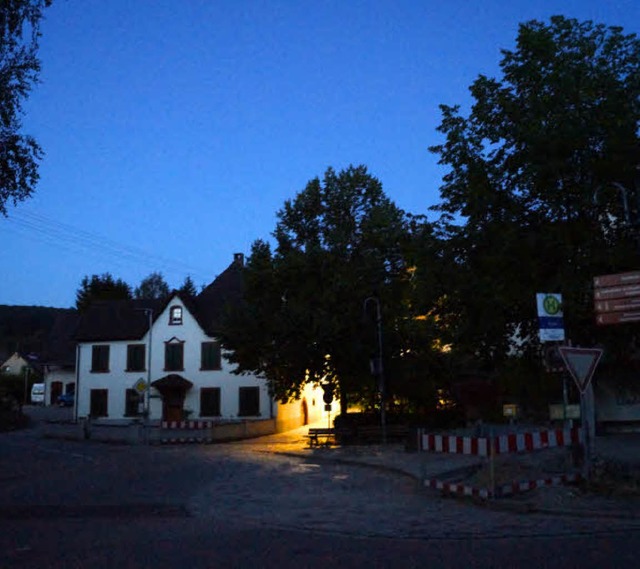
[[238, 386, 260, 417], [124, 388, 141, 417], [201, 342, 222, 370], [169, 306, 183, 325], [164, 341, 184, 371], [90, 389, 108, 417], [91, 345, 110, 373], [126, 344, 146, 372], [200, 387, 221, 417]]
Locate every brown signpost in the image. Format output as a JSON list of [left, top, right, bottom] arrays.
[[594, 271, 640, 325]]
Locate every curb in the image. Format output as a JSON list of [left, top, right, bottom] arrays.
[[270, 450, 421, 481]]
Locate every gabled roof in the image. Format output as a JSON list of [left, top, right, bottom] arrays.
[[74, 255, 244, 342], [1, 351, 43, 375], [194, 256, 244, 336]]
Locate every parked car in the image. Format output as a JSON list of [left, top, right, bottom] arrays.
[[30, 383, 45, 405], [57, 392, 75, 407]]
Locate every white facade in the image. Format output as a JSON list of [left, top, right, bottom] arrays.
[[76, 295, 272, 422], [43, 366, 76, 406]]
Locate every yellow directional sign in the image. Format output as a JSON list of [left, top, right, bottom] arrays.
[[133, 378, 147, 395]]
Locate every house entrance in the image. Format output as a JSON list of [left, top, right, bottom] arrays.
[[50, 381, 63, 405], [163, 392, 186, 422], [150, 374, 193, 422]]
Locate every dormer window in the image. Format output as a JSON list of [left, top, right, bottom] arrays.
[[169, 306, 183, 325]]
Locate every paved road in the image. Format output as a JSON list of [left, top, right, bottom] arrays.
[[2, 422, 640, 568]]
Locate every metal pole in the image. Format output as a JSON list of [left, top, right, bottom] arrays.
[[135, 308, 153, 444], [364, 296, 387, 444], [23, 366, 30, 406], [146, 309, 153, 443]]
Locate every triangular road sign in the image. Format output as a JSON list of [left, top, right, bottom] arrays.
[[558, 347, 603, 393]]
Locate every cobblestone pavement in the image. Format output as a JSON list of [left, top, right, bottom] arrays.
[[20, 408, 640, 530], [186, 423, 640, 539]]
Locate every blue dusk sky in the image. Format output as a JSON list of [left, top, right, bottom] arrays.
[[2, 0, 639, 308]]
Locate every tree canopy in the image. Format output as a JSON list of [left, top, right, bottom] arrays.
[[75, 273, 132, 312], [0, 0, 51, 215], [429, 16, 640, 365], [221, 165, 427, 408], [178, 276, 198, 297], [134, 272, 170, 300]]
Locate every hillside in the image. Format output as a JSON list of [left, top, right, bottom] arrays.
[[0, 305, 76, 362]]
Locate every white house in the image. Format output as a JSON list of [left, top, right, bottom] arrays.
[[73, 254, 331, 431]]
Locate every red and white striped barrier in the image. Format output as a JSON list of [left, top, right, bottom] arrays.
[[424, 472, 581, 499], [497, 473, 581, 496], [420, 428, 583, 456], [161, 420, 216, 430], [154, 437, 214, 445], [424, 479, 491, 499]]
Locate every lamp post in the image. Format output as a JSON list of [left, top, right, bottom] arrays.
[[594, 176, 640, 251], [136, 308, 153, 443], [364, 296, 387, 444]]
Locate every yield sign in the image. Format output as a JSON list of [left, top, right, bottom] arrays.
[[558, 347, 603, 393]]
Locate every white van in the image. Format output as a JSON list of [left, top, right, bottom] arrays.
[[30, 383, 45, 405]]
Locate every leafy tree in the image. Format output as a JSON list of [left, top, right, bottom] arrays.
[[0, 0, 51, 215], [134, 271, 170, 300], [178, 275, 197, 297], [429, 16, 640, 367], [75, 273, 132, 312], [221, 165, 416, 410]]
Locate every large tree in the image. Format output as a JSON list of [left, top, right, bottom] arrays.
[[75, 273, 132, 312], [134, 271, 170, 300], [429, 16, 640, 365], [0, 0, 51, 215], [221, 165, 420, 410]]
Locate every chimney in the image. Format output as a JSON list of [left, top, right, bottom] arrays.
[[233, 253, 244, 267]]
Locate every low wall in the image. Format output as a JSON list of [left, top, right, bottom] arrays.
[[42, 418, 277, 444], [208, 418, 276, 440]]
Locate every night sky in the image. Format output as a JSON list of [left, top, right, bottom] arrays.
[[2, 0, 639, 307]]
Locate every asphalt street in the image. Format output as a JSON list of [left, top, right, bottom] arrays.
[[1, 416, 640, 568]]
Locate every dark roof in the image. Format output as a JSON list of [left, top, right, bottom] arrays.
[[194, 257, 244, 335], [74, 298, 163, 342], [151, 374, 193, 393], [41, 311, 81, 366], [74, 256, 244, 342]]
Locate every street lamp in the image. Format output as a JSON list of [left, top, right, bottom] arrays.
[[594, 175, 640, 251], [364, 296, 387, 444], [135, 307, 153, 442]]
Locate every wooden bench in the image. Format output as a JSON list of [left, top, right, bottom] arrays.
[[306, 427, 335, 447]]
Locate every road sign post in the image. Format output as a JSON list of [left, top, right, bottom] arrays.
[[558, 347, 603, 480], [536, 293, 565, 341]]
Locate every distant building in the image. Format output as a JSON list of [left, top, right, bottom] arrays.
[[1, 351, 42, 378]]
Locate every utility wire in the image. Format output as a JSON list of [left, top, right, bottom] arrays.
[[3, 210, 213, 283]]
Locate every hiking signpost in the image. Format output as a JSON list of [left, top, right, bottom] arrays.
[[558, 347, 604, 480], [594, 271, 640, 325]]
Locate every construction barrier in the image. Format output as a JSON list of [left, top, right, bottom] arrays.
[[420, 427, 583, 456], [423, 473, 581, 499], [161, 420, 217, 429], [419, 427, 583, 499]]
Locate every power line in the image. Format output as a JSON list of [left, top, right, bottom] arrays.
[[3, 210, 213, 283]]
